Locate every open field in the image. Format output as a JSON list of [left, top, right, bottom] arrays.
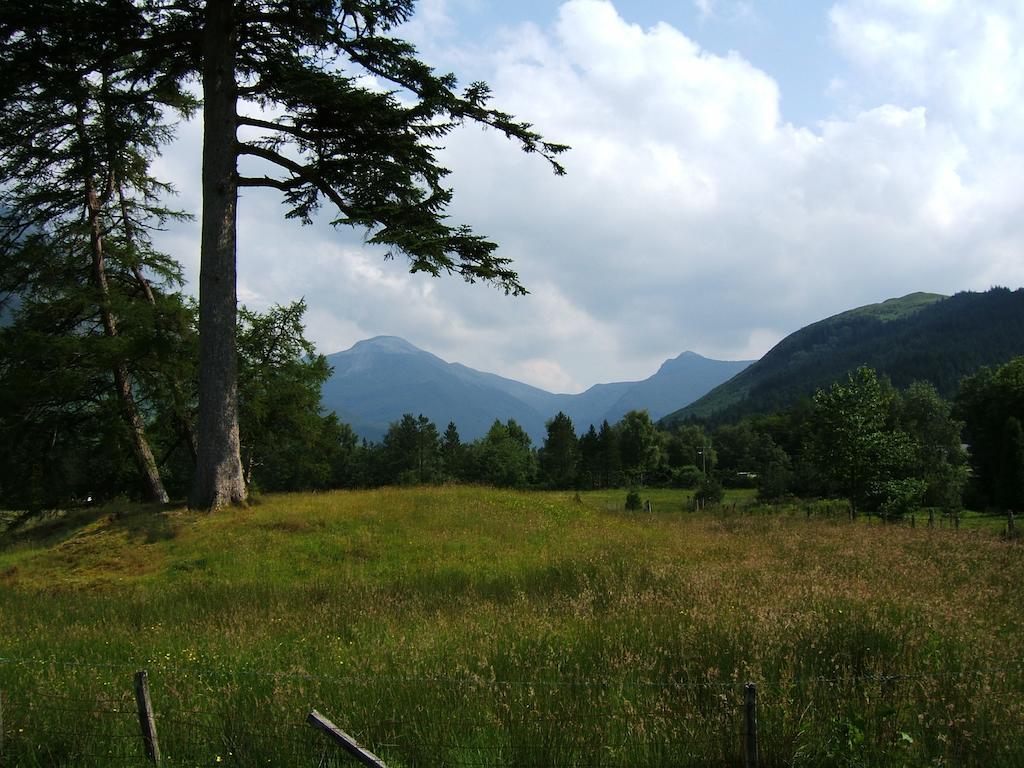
[[1, 487, 1022, 767]]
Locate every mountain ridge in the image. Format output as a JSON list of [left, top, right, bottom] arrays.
[[320, 337, 752, 442], [661, 288, 1024, 426]]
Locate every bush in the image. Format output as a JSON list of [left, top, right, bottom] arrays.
[[671, 465, 703, 489], [695, 476, 724, 506], [757, 461, 792, 502], [624, 490, 642, 510]]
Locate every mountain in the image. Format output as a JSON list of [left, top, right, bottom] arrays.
[[661, 287, 1024, 427], [320, 337, 752, 442]]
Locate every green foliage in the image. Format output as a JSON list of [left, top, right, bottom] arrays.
[[897, 381, 968, 512], [465, 419, 536, 488], [233, 301, 349, 493], [440, 421, 465, 481], [0, 228, 195, 508], [756, 439, 793, 502], [671, 465, 705, 489], [666, 288, 1024, 425], [957, 357, 1024, 510], [618, 410, 663, 487], [0, 3, 197, 506], [597, 420, 622, 488], [538, 411, 579, 488], [577, 424, 602, 489], [805, 367, 918, 514], [996, 417, 1024, 510], [694, 475, 724, 505], [624, 489, 642, 510], [380, 413, 442, 485], [665, 424, 714, 474], [2, 0, 567, 507]]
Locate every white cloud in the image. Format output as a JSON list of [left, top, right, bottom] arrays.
[[152, 0, 1024, 393], [829, 0, 1024, 134]]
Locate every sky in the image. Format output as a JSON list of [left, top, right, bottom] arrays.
[[151, 0, 1024, 394]]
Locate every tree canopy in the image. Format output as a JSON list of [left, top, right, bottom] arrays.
[[1, 0, 567, 509]]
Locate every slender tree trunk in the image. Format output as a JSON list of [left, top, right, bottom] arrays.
[[77, 104, 170, 505], [190, 0, 246, 509], [118, 184, 199, 465]]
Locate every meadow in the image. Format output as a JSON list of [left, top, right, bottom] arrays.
[[0, 487, 1021, 767]]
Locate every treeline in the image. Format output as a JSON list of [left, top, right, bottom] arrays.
[[333, 360, 1024, 517], [2, 238, 1022, 515]]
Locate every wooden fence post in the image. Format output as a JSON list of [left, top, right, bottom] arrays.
[[133, 671, 161, 766], [1009, 510, 1016, 539], [928, 509, 935, 528], [1, 688, 5, 765], [744, 682, 759, 768], [308, 710, 388, 768]]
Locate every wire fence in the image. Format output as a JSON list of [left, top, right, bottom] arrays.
[[2, 654, 1023, 767]]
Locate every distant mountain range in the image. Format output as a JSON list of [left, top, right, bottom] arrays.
[[661, 287, 1024, 427], [320, 337, 752, 442]]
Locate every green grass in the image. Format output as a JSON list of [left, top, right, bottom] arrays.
[[1, 487, 1022, 767]]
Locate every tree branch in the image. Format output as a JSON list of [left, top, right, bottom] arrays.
[[237, 142, 351, 214], [236, 115, 316, 142], [237, 175, 302, 192]]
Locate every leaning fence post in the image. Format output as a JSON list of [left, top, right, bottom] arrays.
[[744, 682, 759, 768], [133, 671, 161, 766], [308, 710, 388, 768]]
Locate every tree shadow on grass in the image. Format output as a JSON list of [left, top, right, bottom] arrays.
[[0, 500, 183, 551]]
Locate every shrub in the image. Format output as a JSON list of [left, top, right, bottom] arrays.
[[695, 476, 724, 506], [671, 465, 703, 489], [624, 490, 642, 510]]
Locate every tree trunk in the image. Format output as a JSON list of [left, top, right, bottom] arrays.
[[118, 184, 198, 465], [77, 104, 170, 505], [190, 0, 246, 509]]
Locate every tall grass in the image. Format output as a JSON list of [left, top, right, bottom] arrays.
[[1, 487, 1021, 766]]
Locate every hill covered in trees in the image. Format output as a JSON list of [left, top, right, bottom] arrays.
[[662, 288, 1024, 426], [320, 337, 752, 442]]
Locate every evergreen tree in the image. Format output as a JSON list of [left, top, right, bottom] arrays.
[[577, 424, 601, 489], [3, 1, 567, 509], [0, 2, 196, 504], [440, 421, 464, 481], [597, 420, 622, 488], [539, 412, 578, 489], [381, 414, 441, 485], [236, 300, 343, 492]]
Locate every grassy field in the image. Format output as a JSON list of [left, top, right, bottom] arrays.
[[1, 487, 1022, 767]]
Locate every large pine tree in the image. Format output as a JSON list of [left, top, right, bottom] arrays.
[[0, 2, 196, 504], [2, 1, 567, 508]]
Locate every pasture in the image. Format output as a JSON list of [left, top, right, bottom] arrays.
[[1, 487, 1021, 766]]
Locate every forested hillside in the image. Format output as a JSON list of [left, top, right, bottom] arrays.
[[663, 288, 1024, 426]]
